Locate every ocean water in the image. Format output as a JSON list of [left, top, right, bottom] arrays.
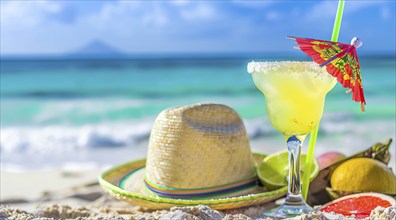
[[1, 55, 395, 171]]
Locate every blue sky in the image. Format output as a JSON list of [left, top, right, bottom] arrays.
[[1, 0, 395, 55]]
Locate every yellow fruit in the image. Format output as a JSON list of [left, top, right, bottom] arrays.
[[331, 158, 396, 194]]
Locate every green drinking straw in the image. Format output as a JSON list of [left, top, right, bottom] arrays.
[[302, 0, 345, 200]]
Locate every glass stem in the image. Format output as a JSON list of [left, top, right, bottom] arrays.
[[285, 135, 304, 204]]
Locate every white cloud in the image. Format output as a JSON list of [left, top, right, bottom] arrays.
[[169, 0, 191, 6], [0, 0, 63, 27], [180, 4, 216, 21], [232, 0, 274, 8], [0, 1, 76, 54], [76, 0, 171, 42], [305, 1, 387, 23], [381, 7, 390, 20], [142, 5, 169, 26], [345, 1, 386, 13], [84, 1, 141, 26], [266, 11, 282, 21], [304, 1, 338, 22]]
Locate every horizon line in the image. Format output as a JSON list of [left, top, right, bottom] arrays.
[[1, 51, 395, 61]]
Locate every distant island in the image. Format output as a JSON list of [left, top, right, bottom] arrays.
[[65, 40, 126, 58]]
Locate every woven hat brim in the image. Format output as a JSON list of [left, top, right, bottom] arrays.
[[99, 153, 287, 210]]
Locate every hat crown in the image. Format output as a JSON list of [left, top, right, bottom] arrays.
[[145, 103, 255, 190]]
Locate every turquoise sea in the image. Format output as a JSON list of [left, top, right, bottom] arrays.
[[1, 55, 395, 171]]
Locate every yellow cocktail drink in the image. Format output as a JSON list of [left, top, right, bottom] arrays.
[[248, 61, 336, 218], [248, 61, 336, 140]]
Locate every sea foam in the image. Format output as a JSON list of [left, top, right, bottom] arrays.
[[1, 114, 395, 172], [0, 120, 153, 154]]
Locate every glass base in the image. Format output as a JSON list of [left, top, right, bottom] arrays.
[[259, 195, 313, 219]]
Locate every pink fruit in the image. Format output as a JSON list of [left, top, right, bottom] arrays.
[[320, 192, 395, 218], [317, 152, 346, 170]]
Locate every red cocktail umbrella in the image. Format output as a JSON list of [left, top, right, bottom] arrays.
[[288, 36, 366, 112]]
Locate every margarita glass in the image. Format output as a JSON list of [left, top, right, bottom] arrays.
[[248, 61, 336, 218]]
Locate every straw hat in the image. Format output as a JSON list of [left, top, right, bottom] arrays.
[[99, 103, 287, 210]]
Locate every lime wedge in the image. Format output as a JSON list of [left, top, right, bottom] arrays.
[[257, 150, 319, 190]]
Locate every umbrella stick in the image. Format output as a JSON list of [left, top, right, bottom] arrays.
[[302, 0, 345, 200]]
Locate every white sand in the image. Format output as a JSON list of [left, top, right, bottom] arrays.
[[1, 169, 100, 202]]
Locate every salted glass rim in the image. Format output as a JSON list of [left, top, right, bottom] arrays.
[[247, 61, 326, 75]]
